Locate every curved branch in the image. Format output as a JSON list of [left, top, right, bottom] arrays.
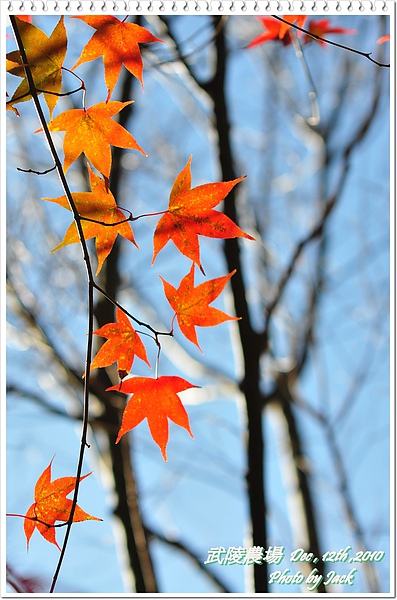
[[271, 15, 390, 68], [145, 526, 233, 593], [9, 17, 95, 593]]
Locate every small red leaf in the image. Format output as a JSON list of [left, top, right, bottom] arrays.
[[303, 19, 357, 45], [91, 307, 150, 375], [160, 264, 240, 351]]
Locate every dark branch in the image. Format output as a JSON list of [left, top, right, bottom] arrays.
[[17, 165, 56, 175], [145, 526, 233, 593], [9, 16, 95, 594], [271, 15, 390, 68]]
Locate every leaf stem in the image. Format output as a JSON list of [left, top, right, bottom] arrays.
[[6, 513, 88, 528], [7, 84, 84, 106], [78, 208, 168, 227], [132, 209, 168, 221], [61, 66, 86, 88], [92, 281, 172, 338], [154, 338, 161, 379]]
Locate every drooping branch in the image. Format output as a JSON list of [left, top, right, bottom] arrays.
[[145, 526, 233, 593], [9, 16, 95, 593], [271, 15, 390, 68], [154, 15, 227, 86]]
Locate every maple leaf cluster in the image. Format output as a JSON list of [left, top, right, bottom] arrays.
[[101, 155, 253, 460], [7, 15, 253, 462], [6, 14, 258, 549], [7, 16, 154, 171], [247, 15, 356, 48], [5, 10, 390, 557]]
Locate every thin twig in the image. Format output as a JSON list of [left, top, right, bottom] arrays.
[[271, 15, 390, 68], [323, 421, 381, 592], [7, 85, 84, 107], [145, 525, 232, 593], [93, 281, 173, 338], [7, 513, 72, 528], [263, 48, 384, 344], [290, 30, 320, 126], [78, 208, 167, 227], [17, 165, 56, 175], [153, 15, 227, 73], [79, 214, 133, 227]]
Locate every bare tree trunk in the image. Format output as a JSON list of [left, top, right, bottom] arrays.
[[207, 16, 268, 592]]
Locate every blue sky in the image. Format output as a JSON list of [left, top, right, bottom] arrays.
[[4, 9, 392, 595]]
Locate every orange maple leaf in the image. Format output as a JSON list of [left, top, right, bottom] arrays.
[[72, 15, 163, 100], [91, 307, 150, 379], [152, 156, 254, 273], [47, 101, 146, 179], [42, 163, 138, 275], [160, 264, 239, 351], [24, 458, 101, 550], [6, 58, 23, 71], [7, 16, 67, 118], [277, 15, 307, 39], [107, 376, 197, 460]]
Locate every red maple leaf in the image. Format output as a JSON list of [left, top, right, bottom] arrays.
[[23, 459, 101, 550], [152, 156, 254, 273], [277, 15, 307, 39], [303, 19, 357, 45], [107, 376, 197, 460], [15, 15, 32, 23], [91, 307, 150, 379], [247, 15, 307, 48], [42, 163, 138, 275], [72, 15, 163, 100], [47, 101, 146, 179], [247, 17, 291, 47], [160, 264, 239, 351], [377, 33, 390, 44]]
